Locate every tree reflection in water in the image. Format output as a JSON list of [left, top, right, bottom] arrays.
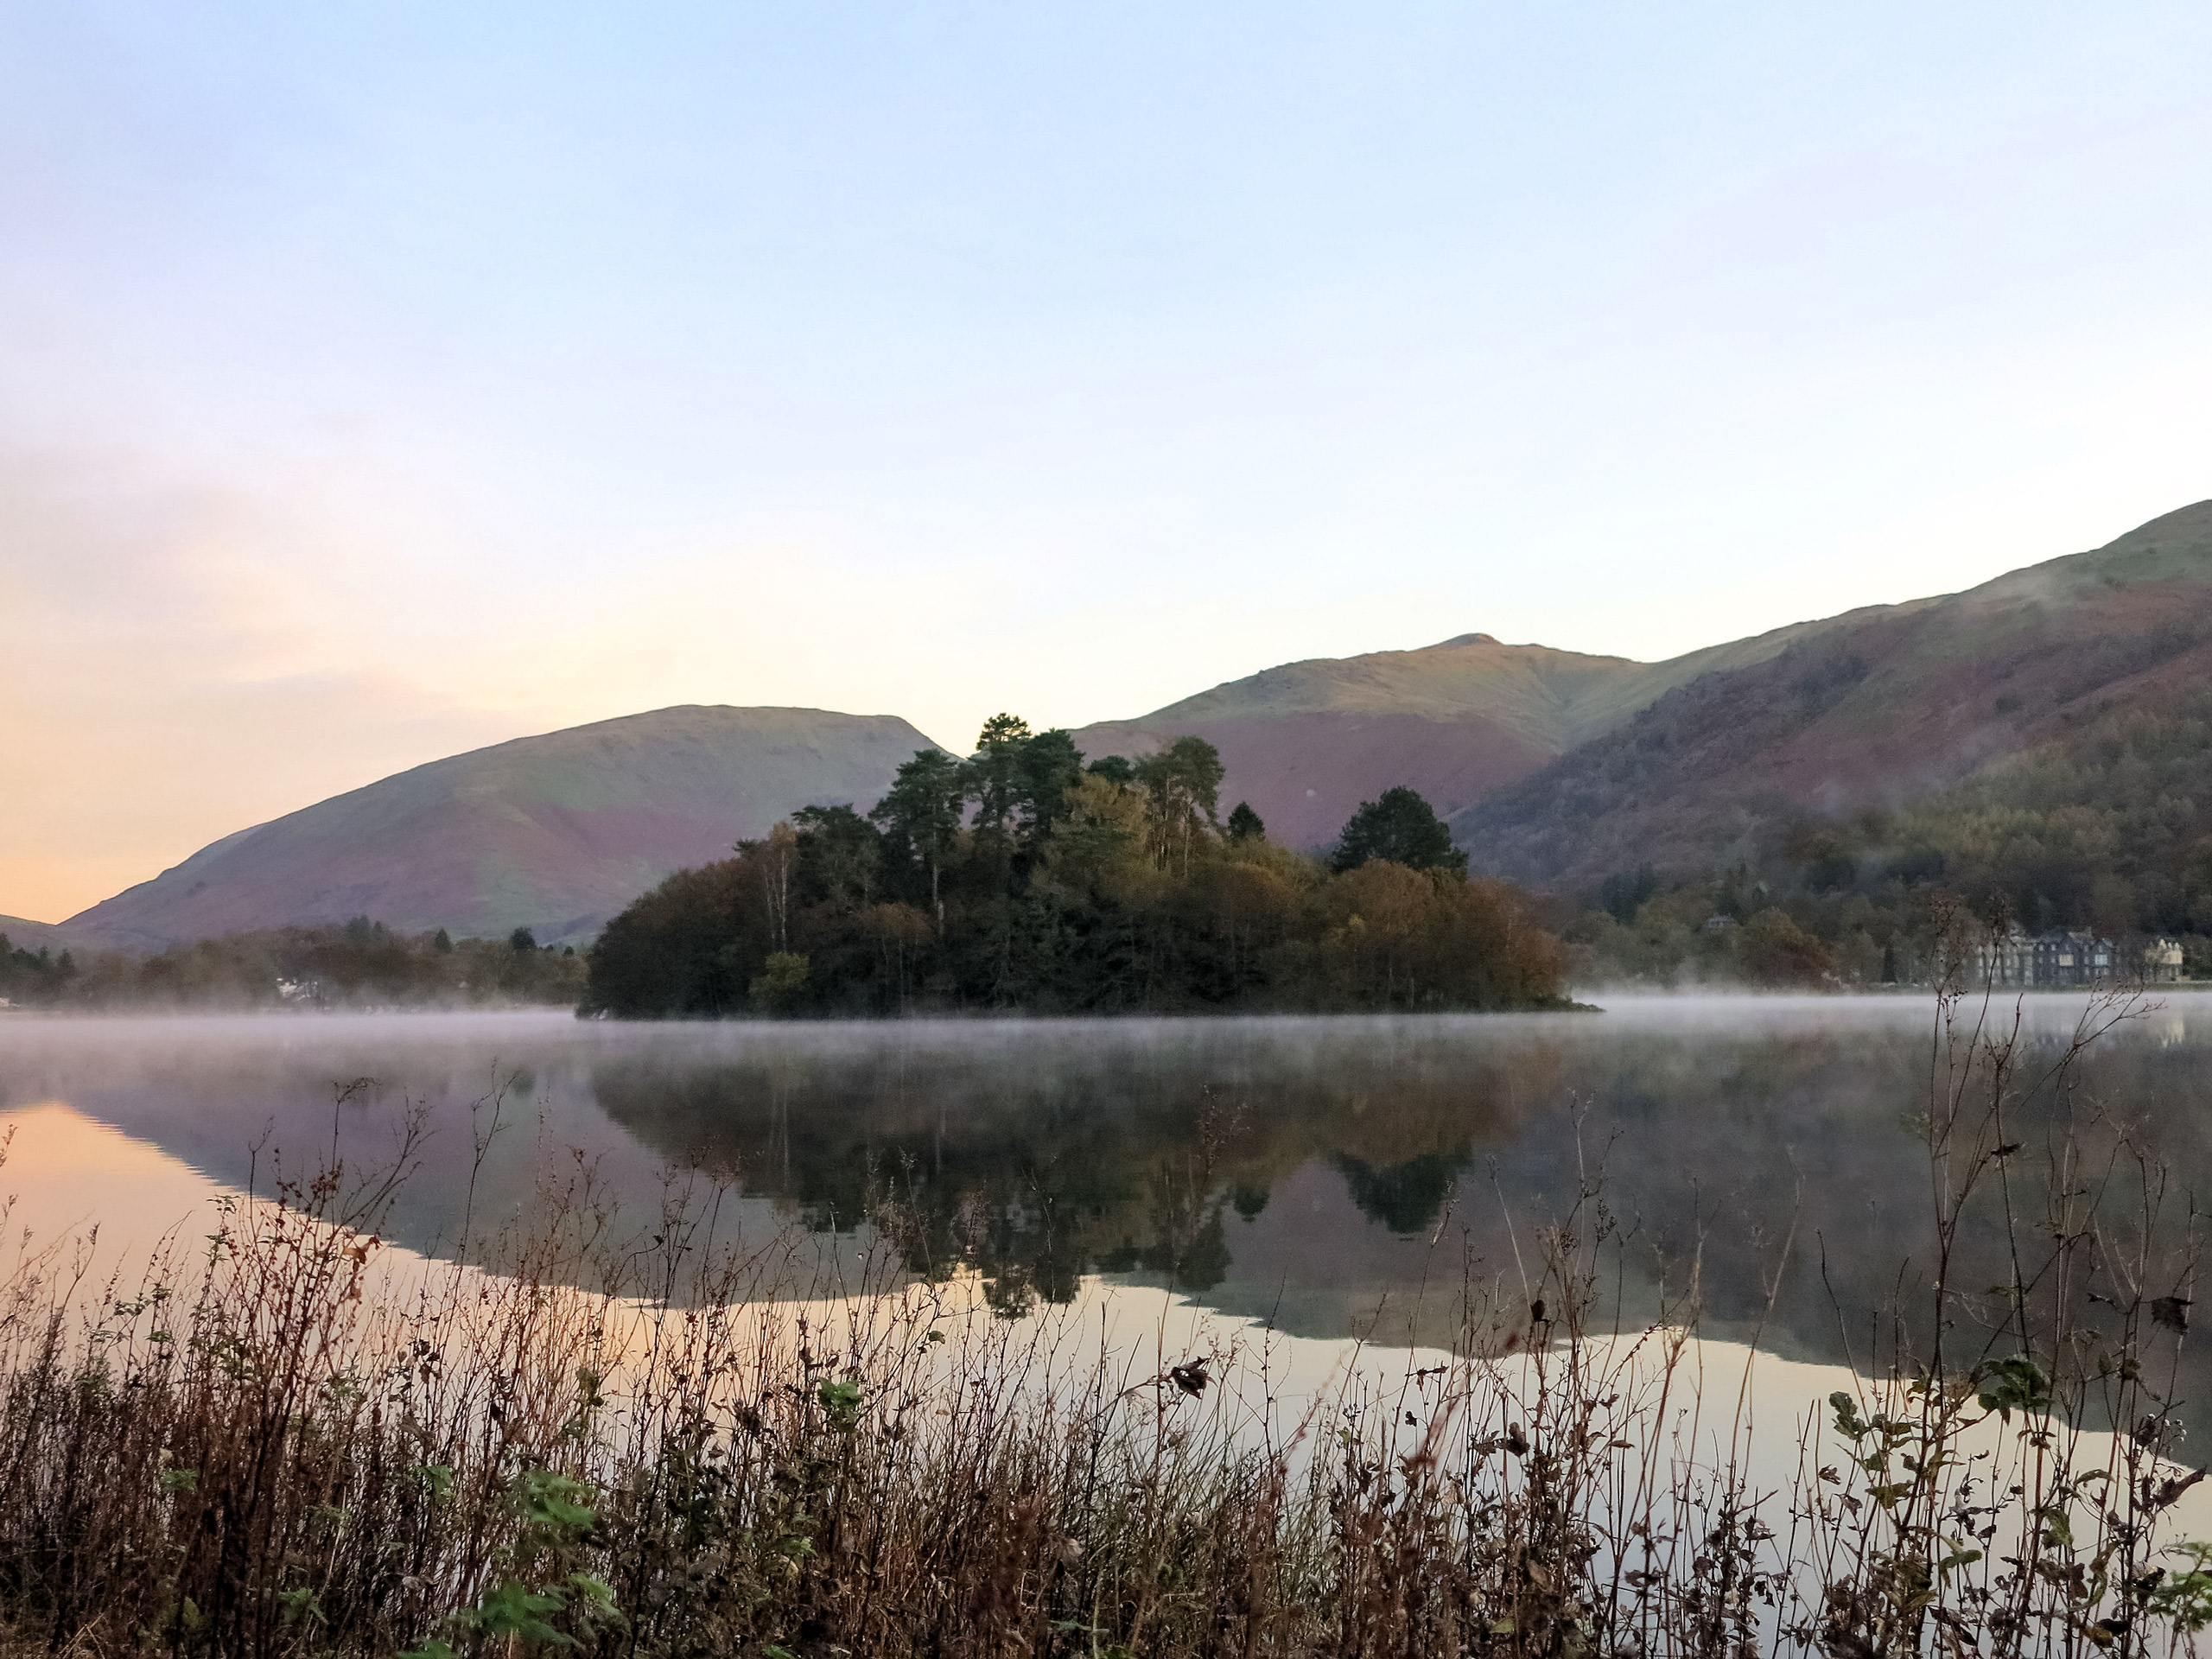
[[14, 1000, 2212, 1426], [584, 999, 2212, 1427]]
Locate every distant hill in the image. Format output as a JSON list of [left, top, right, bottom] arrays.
[[64, 707, 939, 950], [50, 501, 2212, 957], [0, 915, 82, 954], [1460, 501, 2212, 887], [1073, 626, 1830, 850]]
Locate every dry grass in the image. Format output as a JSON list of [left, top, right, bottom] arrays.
[[0, 949, 2207, 1657]]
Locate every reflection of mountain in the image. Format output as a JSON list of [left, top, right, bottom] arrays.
[[589, 1007, 2212, 1414], [0, 1014, 725, 1267], [15, 1008, 2211, 1426]]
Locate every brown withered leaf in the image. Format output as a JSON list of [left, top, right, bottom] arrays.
[[1168, 1360, 1209, 1396], [2153, 1467, 2207, 1512], [2152, 1295, 2192, 1333]]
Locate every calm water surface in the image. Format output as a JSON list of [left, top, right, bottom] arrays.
[[3, 995, 2206, 1383]]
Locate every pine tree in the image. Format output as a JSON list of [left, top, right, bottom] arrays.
[[1331, 787, 1466, 876]]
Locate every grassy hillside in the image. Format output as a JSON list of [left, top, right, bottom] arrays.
[[1073, 623, 1828, 850], [1463, 501, 2212, 891], [65, 706, 940, 950], [0, 914, 79, 953]]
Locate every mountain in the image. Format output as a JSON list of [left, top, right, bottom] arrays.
[[1461, 500, 2212, 887], [1072, 626, 1832, 850], [65, 707, 939, 950], [0, 915, 82, 954], [54, 501, 2212, 957]]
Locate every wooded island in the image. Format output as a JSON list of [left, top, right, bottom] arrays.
[[584, 718, 1566, 1017]]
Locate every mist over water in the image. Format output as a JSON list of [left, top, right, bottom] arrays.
[[3, 995, 2206, 1414]]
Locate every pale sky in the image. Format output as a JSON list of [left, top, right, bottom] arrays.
[[5, 3, 2211, 923]]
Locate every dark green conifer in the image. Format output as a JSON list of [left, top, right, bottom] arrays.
[[1330, 786, 1466, 876]]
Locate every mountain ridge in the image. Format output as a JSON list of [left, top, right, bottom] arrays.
[[1071, 612, 1867, 849], [31, 499, 2212, 951], [63, 706, 939, 950], [0, 914, 84, 954], [1459, 499, 2212, 887]]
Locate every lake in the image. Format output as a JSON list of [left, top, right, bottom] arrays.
[[18, 994, 2210, 1644], [3, 993, 2204, 1403]]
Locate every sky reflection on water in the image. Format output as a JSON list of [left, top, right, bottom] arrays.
[[3, 995, 2207, 1412]]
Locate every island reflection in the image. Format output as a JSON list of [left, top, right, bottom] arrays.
[[11, 997, 2202, 1415]]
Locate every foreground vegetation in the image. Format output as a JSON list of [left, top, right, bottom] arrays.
[[2, 939, 2209, 1656], [0, 919, 585, 1010], [586, 720, 1563, 1017]]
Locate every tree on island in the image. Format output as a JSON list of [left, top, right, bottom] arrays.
[[969, 714, 1083, 850], [1134, 735, 1225, 875], [583, 720, 1565, 1018], [1331, 786, 1468, 877], [789, 804, 881, 912], [868, 748, 968, 927]]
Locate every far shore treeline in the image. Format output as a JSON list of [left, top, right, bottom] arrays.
[[0, 919, 585, 1010], [583, 719, 1567, 1018]]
